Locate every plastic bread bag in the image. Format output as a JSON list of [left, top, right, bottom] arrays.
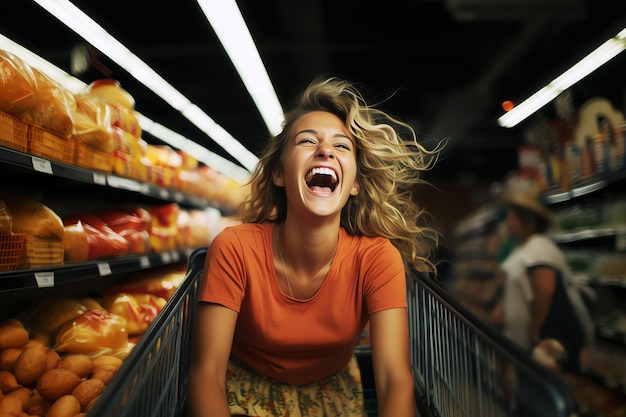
[[72, 92, 116, 152], [54, 309, 128, 355], [63, 221, 90, 263], [63, 212, 130, 259], [5, 197, 65, 240], [102, 292, 166, 336], [20, 67, 76, 137], [22, 297, 102, 344], [0, 50, 38, 116], [104, 263, 187, 301]]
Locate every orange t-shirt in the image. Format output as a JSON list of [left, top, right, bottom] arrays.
[[199, 222, 407, 385]]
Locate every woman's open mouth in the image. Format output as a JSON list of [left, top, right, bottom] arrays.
[[305, 167, 338, 193]]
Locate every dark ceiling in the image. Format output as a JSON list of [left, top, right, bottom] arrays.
[[2, 0, 626, 182]]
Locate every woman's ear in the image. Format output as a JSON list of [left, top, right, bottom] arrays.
[[350, 182, 360, 196], [273, 171, 284, 187]]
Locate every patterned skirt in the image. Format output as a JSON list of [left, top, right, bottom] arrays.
[[226, 356, 368, 417]]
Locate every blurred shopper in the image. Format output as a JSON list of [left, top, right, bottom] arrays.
[[497, 192, 594, 373], [188, 77, 443, 417]]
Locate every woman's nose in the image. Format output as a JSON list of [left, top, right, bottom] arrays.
[[317, 142, 334, 158]]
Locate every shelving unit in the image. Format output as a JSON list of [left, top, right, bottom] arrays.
[[543, 174, 626, 416], [0, 139, 218, 321]]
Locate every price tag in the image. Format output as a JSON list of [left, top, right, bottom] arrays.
[[171, 250, 180, 262], [173, 192, 184, 202], [107, 176, 141, 192], [140, 183, 151, 195], [34, 272, 54, 288], [159, 188, 170, 199], [160, 251, 172, 263], [93, 172, 106, 185], [139, 256, 151, 268], [97, 262, 112, 276], [31, 157, 53, 174]]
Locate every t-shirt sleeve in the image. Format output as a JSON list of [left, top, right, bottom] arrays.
[[522, 235, 561, 269], [362, 239, 408, 314], [198, 227, 247, 312]]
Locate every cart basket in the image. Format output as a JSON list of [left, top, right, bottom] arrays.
[[409, 272, 578, 417], [86, 247, 207, 417]]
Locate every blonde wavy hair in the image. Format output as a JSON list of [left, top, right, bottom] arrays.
[[239, 76, 444, 274]]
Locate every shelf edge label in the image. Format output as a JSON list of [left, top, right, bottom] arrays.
[[34, 272, 55, 288]]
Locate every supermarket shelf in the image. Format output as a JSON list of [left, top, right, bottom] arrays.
[[574, 273, 626, 288], [551, 227, 626, 247], [0, 146, 212, 209], [0, 248, 194, 293], [543, 172, 626, 205]]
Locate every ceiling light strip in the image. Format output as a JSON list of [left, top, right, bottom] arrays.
[[498, 27, 626, 128], [197, 0, 284, 136], [30, 0, 259, 172], [0, 33, 250, 183]]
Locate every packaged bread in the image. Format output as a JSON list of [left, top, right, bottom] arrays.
[[62, 221, 89, 263], [63, 213, 129, 259], [23, 298, 94, 339], [0, 50, 38, 115], [72, 93, 116, 152], [102, 293, 166, 335], [5, 197, 64, 240], [54, 309, 128, 355], [104, 263, 186, 301], [21, 67, 76, 137]]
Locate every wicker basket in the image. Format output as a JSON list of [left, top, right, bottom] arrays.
[[19, 234, 64, 270], [28, 125, 75, 164], [75, 142, 114, 173], [0, 233, 26, 272], [0, 111, 28, 153]]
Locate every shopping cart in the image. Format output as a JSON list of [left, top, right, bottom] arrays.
[[87, 247, 207, 417], [408, 273, 578, 417]]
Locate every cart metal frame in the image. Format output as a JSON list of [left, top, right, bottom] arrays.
[[87, 248, 578, 417], [86, 247, 205, 417], [408, 273, 578, 417]]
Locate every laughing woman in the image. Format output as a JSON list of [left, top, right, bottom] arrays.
[[189, 77, 443, 417]]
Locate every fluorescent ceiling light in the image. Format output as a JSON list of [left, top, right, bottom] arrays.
[[31, 0, 259, 172], [0, 33, 250, 183], [197, 0, 284, 136], [498, 27, 626, 128]]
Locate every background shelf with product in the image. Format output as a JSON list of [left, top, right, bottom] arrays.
[[0, 49, 247, 417], [447, 89, 626, 416]]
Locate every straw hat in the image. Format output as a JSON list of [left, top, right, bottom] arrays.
[[501, 191, 554, 225]]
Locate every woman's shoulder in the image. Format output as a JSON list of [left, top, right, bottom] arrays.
[[214, 222, 273, 246], [339, 228, 397, 255]]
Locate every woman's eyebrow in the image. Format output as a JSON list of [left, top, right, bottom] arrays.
[[294, 129, 318, 136], [294, 129, 352, 142]]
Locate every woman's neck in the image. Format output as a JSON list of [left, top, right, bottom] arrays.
[[279, 217, 339, 272]]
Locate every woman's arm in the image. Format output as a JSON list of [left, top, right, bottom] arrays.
[[370, 308, 416, 417], [188, 302, 238, 417], [529, 266, 557, 346]]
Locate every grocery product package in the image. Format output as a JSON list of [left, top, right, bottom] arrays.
[[63, 213, 129, 260], [23, 297, 104, 345], [54, 309, 129, 355], [96, 207, 151, 255], [102, 292, 166, 336], [5, 197, 64, 240], [0, 50, 75, 137], [63, 221, 90, 263]]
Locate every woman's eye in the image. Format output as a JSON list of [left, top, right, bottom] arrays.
[[336, 143, 351, 150], [298, 138, 316, 144]]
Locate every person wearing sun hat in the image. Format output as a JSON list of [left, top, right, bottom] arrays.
[[498, 190, 594, 373]]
